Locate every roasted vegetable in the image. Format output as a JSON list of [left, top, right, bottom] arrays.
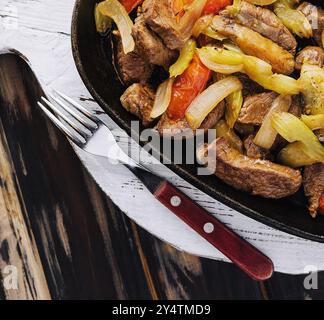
[[273, 0, 312, 38], [254, 95, 292, 149], [216, 120, 243, 152], [278, 142, 316, 168], [299, 64, 324, 115], [243, 55, 300, 95], [167, 54, 211, 120], [225, 89, 243, 129], [95, 4, 112, 33], [185, 76, 243, 129], [169, 39, 196, 78], [150, 78, 175, 119], [197, 47, 244, 74], [320, 193, 324, 215], [301, 114, 324, 131], [202, 0, 233, 15], [98, 0, 135, 54], [121, 0, 143, 12], [272, 112, 324, 163], [197, 47, 300, 94], [211, 15, 295, 74], [192, 14, 213, 38]]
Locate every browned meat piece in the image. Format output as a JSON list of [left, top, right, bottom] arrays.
[[315, 129, 324, 143], [295, 46, 324, 70], [211, 15, 295, 74], [235, 73, 264, 97], [200, 101, 225, 130], [156, 101, 225, 135], [234, 122, 255, 137], [288, 94, 302, 118], [244, 135, 272, 160], [237, 92, 278, 125], [132, 11, 178, 69], [120, 83, 155, 126], [298, 2, 324, 48], [197, 137, 302, 198], [303, 164, 324, 217], [142, 0, 199, 50], [115, 36, 153, 84], [221, 0, 297, 55]]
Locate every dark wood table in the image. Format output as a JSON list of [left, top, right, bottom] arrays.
[[0, 49, 323, 301]]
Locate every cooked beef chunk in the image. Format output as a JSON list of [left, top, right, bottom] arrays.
[[199, 101, 225, 130], [156, 101, 226, 135], [115, 36, 153, 84], [234, 122, 255, 137], [295, 46, 324, 70], [132, 11, 178, 69], [120, 83, 155, 126], [197, 137, 302, 198], [221, 0, 297, 55], [315, 129, 324, 143], [142, 0, 185, 50], [303, 164, 324, 217], [288, 94, 303, 118], [237, 92, 278, 125], [156, 114, 191, 135], [211, 15, 295, 74], [298, 2, 324, 48], [235, 73, 264, 97], [142, 0, 204, 50], [244, 134, 272, 160]]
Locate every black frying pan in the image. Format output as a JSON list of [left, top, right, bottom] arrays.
[[71, 0, 324, 242]]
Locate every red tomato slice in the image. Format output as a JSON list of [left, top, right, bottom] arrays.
[[167, 54, 211, 120], [319, 193, 324, 215], [121, 0, 143, 13], [202, 0, 233, 15]]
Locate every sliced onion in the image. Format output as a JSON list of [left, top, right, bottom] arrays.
[[271, 112, 324, 163], [185, 76, 243, 129], [178, 0, 208, 37], [197, 48, 244, 74], [253, 95, 292, 149], [192, 14, 213, 38], [98, 0, 135, 54], [150, 78, 175, 119], [203, 26, 228, 41]]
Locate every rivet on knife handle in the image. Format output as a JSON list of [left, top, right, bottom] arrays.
[[154, 181, 274, 281]]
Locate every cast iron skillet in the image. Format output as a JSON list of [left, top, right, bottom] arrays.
[[71, 0, 324, 242]]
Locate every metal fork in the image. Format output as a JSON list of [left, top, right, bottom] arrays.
[[37, 90, 274, 281]]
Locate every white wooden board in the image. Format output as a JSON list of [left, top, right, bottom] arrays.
[[1, 0, 324, 275]]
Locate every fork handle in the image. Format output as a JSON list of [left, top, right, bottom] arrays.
[[154, 181, 274, 281]]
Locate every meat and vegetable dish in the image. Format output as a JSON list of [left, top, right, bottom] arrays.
[[95, 0, 324, 218]]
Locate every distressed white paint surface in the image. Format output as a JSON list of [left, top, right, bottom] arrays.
[[1, 0, 324, 275]]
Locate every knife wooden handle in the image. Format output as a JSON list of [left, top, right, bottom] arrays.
[[154, 181, 274, 281]]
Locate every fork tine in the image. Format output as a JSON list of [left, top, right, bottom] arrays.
[[53, 89, 99, 122], [37, 102, 86, 146], [41, 97, 91, 138], [47, 93, 98, 131]]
